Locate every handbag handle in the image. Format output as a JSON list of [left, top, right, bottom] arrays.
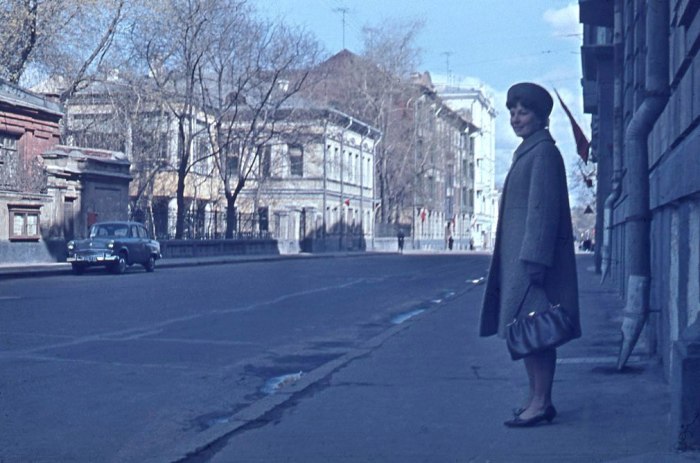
[[512, 283, 534, 320]]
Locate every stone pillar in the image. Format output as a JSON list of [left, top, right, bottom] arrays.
[[672, 319, 700, 451]]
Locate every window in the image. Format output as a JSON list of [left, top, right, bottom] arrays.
[[258, 207, 269, 232], [227, 155, 239, 177], [259, 145, 271, 178], [137, 225, 149, 239], [0, 134, 19, 190], [226, 143, 240, 177], [289, 144, 303, 177], [446, 165, 454, 187], [8, 205, 41, 241], [193, 138, 209, 175]]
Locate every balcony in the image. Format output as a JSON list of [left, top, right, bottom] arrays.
[[579, 0, 613, 28]]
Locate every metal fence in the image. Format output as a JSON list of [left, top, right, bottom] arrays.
[[374, 222, 412, 238]]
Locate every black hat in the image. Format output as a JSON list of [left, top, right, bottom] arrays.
[[506, 82, 553, 119]]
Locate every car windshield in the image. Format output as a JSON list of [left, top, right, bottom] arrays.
[[90, 224, 129, 238]]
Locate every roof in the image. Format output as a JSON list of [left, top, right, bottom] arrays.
[[44, 145, 129, 164], [0, 79, 63, 117]]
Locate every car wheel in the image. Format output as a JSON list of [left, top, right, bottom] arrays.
[[71, 263, 86, 275], [111, 253, 127, 274], [144, 255, 156, 272]]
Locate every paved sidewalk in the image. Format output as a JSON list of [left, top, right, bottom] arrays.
[[169, 254, 699, 463]]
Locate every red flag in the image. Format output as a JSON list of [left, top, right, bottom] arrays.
[[554, 89, 590, 164]]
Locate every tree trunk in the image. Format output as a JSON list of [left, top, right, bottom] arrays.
[[225, 178, 245, 238], [225, 194, 236, 239], [175, 122, 188, 239]]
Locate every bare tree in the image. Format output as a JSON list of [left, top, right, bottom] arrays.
[[303, 19, 424, 225], [0, 0, 43, 84], [64, 72, 171, 234], [0, 0, 126, 196], [199, 9, 322, 238], [0, 0, 126, 100], [568, 158, 597, 241], [361, 19, 424, 224], [132, 0, 222, 239]]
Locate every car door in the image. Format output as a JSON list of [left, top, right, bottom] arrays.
[[129, 224, 146, 263], [137, 224, 152, 259]]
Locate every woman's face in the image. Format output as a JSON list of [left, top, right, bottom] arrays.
[[509, 102, 542, 139]]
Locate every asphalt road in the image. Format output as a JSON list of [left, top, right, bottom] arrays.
[[0, 253, 490, 462]]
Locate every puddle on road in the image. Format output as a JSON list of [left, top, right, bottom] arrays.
[[261, 371, 304, 395], [204, 415, 232, 428], [191, 404, 249, 432], [391, 309, 427, 324]]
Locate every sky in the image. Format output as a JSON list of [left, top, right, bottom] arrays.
[[257, 0, 592, 196]]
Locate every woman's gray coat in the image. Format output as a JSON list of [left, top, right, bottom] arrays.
[[479, 129, 581, 340]]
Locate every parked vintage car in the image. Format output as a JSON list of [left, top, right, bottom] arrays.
[[66, 221, 161, 275]]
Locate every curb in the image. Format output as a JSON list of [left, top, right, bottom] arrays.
[[0, 251, 393, 280], [166, 316, 416, 463]]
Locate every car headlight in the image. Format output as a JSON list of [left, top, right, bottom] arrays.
[[67, 241, 75, 250], [107, 241, 115, 249]]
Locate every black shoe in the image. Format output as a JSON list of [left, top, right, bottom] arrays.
[[504, 405, 557, 427], [513, 405, 557, 418]]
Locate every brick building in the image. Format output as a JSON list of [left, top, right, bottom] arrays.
[[0, 80, 130, 264]]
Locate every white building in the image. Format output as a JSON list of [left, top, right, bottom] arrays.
[[233, 107, 381, 253], [434, 84, 498, 249]]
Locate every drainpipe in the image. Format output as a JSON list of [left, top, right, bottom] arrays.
[[371, 129, 383, 250], [339, 116, 353, 250], [617, 0, 669, 370], [359, 125, 370, 247], [322, 118, 328, 238], [600, 1, 624, 283]]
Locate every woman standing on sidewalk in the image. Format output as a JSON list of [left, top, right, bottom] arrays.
[[479, 82, 581, 427]]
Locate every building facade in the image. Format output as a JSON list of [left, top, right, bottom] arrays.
[[0, 79, 131, 264], [305, 51, 480, 251], [580, 0, 700, 449], [60, 53, 486, 254], [63, 82, 219, 240], [409, 76, 479, 250], [435, 84, 498, 249], [234, 108, 380, 253], [65, 81, 381, 252]]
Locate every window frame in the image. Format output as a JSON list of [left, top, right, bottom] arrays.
[[288, 143, 304, 177], [8, 205, 41, 241], [259, 145, 272, 178], [0, 133, 20, 190]]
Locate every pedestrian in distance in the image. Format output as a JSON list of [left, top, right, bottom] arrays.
[[397, 229, 405, 253], [479, 82, 581, 427]]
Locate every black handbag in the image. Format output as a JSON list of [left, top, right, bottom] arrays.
[[506, 284, 576, 360]]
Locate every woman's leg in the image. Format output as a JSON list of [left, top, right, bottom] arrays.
[[521, 359, 536, 411], [519, 348, 557, 419]]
